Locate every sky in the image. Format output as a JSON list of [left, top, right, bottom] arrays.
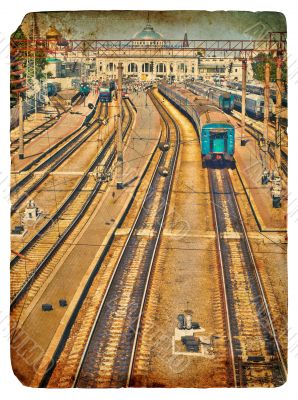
[[18, 10, 286, 41]]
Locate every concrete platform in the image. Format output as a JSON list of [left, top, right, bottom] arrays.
[[12, 92, 161, 386], [233, 128, 287, 230], [58, 89, 77, 101], [11, 92, 98, 173]]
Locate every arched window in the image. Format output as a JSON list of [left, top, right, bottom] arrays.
[[142, 62, 153, 73], [178, 63, 187, 73], [156, 63, 166, 73], [128, 63, 138, 73], [106, 62, 116, 72]]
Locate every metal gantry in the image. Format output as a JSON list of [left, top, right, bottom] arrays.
[[11, 36, 286, 60], [11, 32, 287, 170]]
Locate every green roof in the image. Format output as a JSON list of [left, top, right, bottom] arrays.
[[46, 58, 60, 62], [134, 23, 163, 40]]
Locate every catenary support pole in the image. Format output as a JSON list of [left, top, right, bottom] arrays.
[[241, 60, 247, 146], [263, 62, 271, 171], [116, 62, 124, 189], [275, 54, 282, 172], [18, 95, 24, 159]]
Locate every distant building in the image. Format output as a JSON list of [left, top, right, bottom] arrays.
[[43, 24, 254, 83], [198, 58, 253, 82], [95, 23, 199, 82], [44, 26, 95, 80]]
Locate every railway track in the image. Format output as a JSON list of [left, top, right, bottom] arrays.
[[10, 93, 82, 154], [10, 100, 133, 310], [10, 103, 107, 215], [209, 167, 287, 387], [10, 113, 64, 154], [72, 90, 180, 388], [11, 99, 102, 185]]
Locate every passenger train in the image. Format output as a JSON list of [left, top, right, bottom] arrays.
[[99, 87, 112, 103], [47, 82, 61, 97], [186, 82, 235, 113], [158, 83, 235, 167], [227, 81, 287, 107], [79, 82, 91, 96], [195, 81, 275, 119]]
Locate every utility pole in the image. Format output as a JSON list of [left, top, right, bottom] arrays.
[[275, 53, 283, 173], [116, 62, 124, 189], [240, 60, 247, 146], [18, 95, 24, 159], [34, 49, 37, 119], [263, 62, 270, 173]]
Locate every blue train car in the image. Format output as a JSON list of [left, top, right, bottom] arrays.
[[158, 83, 235, 167], [71, 78, 81, 89], [99, 87, 112, 103], [109, 80, 116, 91], [79, 82, 91, 96], [47, 82, 58, 97], [200, 82, 275, 119], [199, 111, 235, 166], [232, 91, 275, 119], [227, 81, 287, 107], [186, 82, 235, 114]]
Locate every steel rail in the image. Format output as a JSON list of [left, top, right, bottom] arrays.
[[11, 101, 103, 189], [10, 109, 69, 154], [10, 105, 112, 267], [209, 167, 287, 386], [126, 91, 180, 386], [11, 104, 106, 214], [10, 100, 133, 308], [226, 168, 288, 382], [208, 169, 238, 387], [73, 90, 180, 388]]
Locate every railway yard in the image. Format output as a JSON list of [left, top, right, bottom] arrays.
[[9, 14, 288, 389]]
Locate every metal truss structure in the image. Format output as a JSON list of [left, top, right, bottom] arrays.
[[11, 32, 287, 61]]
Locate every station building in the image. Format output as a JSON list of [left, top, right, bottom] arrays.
[[44, 23, 254, 83], [95, 23, 199, 82]]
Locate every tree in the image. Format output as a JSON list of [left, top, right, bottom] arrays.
[[12, 26, 26, 41], [252, 52, 287, 84], [11, 26, 48, 82], [10, 30, 28, 108]]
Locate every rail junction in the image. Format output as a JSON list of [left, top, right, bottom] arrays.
[[10, 17, 287, 388]]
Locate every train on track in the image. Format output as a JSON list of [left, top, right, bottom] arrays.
[[71, 78, 81, 89], [227, 80, 288, 107], [122, 87, 129, 99], [79, 82, 91, 96], [186, 82, 235, 113], [193, 81, 275, 120], [109, 80, 116, 91], [99, 86, 112, 103], [158, 83, 235, 167], [47, 82, 61, 97]]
